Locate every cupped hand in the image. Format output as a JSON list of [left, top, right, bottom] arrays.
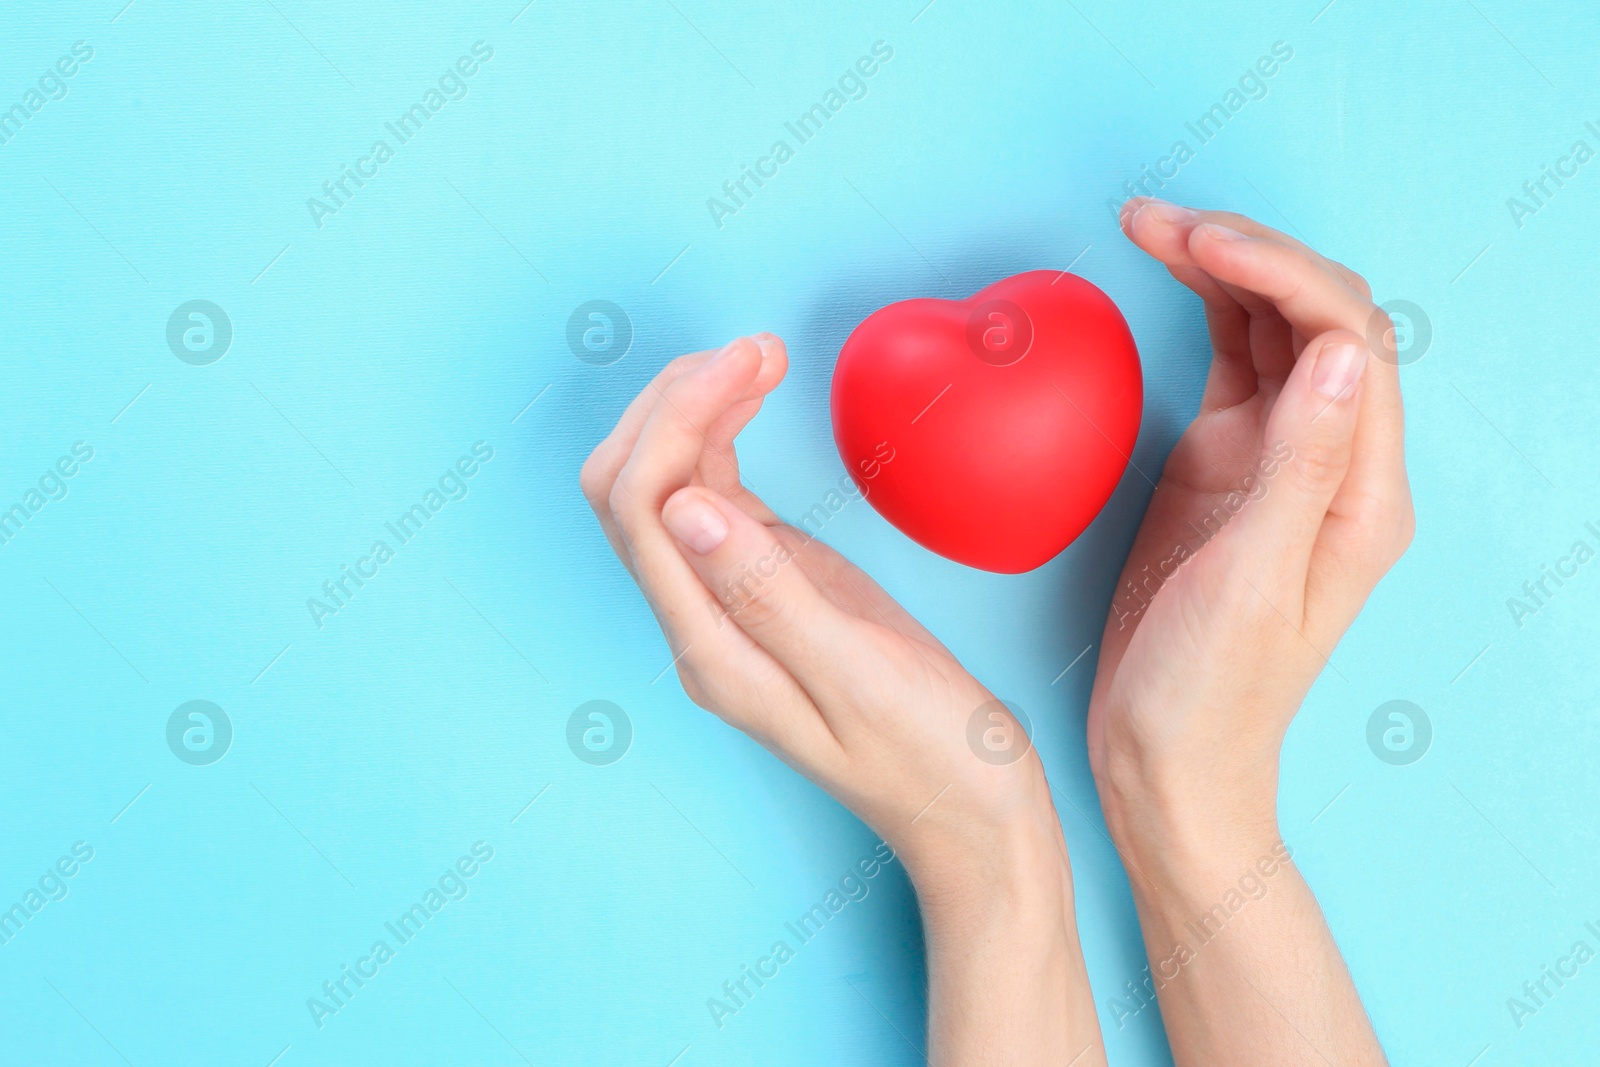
[[580, 334, 1062, 885], [1087, 201, 1415, 838]]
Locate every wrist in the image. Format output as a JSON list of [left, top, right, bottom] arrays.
[[1091, 699, 1282, 846], [910, 820, 1080, 969], [1093, 740, 1281, 878], [896, 765, 1075, 925], [1107, 796, 1284, 901]]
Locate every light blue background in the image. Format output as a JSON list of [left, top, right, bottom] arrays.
[[2, 0, 1597, 1063]]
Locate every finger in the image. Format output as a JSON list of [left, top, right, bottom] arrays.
[[774, 525, 955, 660], [1301, 485, 1414, 648], [1185, 223, 1408, 526], [701, 334, 789, 520], [1124, 202, 1410, 640], [1123, 198, 1358, 281], [589, 341, 841, 760], [1302, 417, 1416, 641], [1122, 202, 1270, 407], [606, 338, 766, 638], [1223, 330, 1369, 613], [663, 486, 884, 715], [611, 338, 764, 525], [1125, 201, 1368, 386], [582, 335, 785, 513], [1122, 199, 1239, 305], [1186, 224, 1374, 337], [1132, 205, 1298, 383], [581, 336, 785, 569], [1185, 208, 1376, 296]]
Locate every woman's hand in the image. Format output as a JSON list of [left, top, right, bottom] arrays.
[[1088, 200, 1415, 836], [580, 332, 1052, 873], [581, 333, 1104, 1065], [1087, 199, 1410, 1066]]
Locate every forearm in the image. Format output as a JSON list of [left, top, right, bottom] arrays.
[[1101, 773, 1385, 1066], [1085, 196, 1410, 1066], [909, 802, 1105, 1067]]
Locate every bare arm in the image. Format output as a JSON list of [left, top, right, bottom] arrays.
[[1086, 198, 1413, 1064], [1104, 788, 1385, 1064], [581, 333, 1105, 1065]]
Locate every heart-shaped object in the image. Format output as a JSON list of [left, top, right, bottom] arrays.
[[830, 270, 1142, 573]]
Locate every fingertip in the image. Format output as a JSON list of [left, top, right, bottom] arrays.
[[1127, 200, 1205, 265], [1125, 205, 1162, 249], [1118, 196, 1151, 234], [695, 335, 765, 393], [1128, 198, 1199, 237], [1304, 331, 1370, 404], [662, 486, 731, 555], [1142, 199, 1199, 225], [719, 335, 764, 366], [749, 332, 789, 397]]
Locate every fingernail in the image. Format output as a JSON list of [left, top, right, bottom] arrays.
[[751, 332, 779, 358], [1118, 197, 1148, 225], [664, 497, 729, 554], [1141, 200, 1198, 225], [1198, 222, 1247, 241], [1312, 342, 1368, 399], [707, 337, 744, 366]]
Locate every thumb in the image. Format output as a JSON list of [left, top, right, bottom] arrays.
[[661, 485, 875, 703], [1231, 330, 1369, 592]]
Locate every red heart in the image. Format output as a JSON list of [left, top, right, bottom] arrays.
[[830, 270, 1142, 573]]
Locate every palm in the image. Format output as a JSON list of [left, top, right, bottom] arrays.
[[1099, 391, 1274, 673]]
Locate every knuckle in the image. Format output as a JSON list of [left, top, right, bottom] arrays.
[[1337, 529, 1392, 580], [1365, 310, 1403, 362], [1208, 210, 1278, 243], [677, 656, 744, 717], [1389, 501, 1417, 561], [666, 351, 702, 375], [578, 449, 609, 508], [1273, 260, 1315, 303], [657, 371, 704, 419], [659, 359, 700, 395], [1286, 438, 1349, 489], [724, 568, 796, 631], [677, 667, 713, 710], [1340, 490, 1416, 571], [1205, 209, 1254, 230], [606, 475, 643, 534]]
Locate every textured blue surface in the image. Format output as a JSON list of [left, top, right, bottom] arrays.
[[2, 1, 1597, 1063]]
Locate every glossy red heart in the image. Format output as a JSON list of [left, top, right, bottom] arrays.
[[830, 270, 1142, 573]]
